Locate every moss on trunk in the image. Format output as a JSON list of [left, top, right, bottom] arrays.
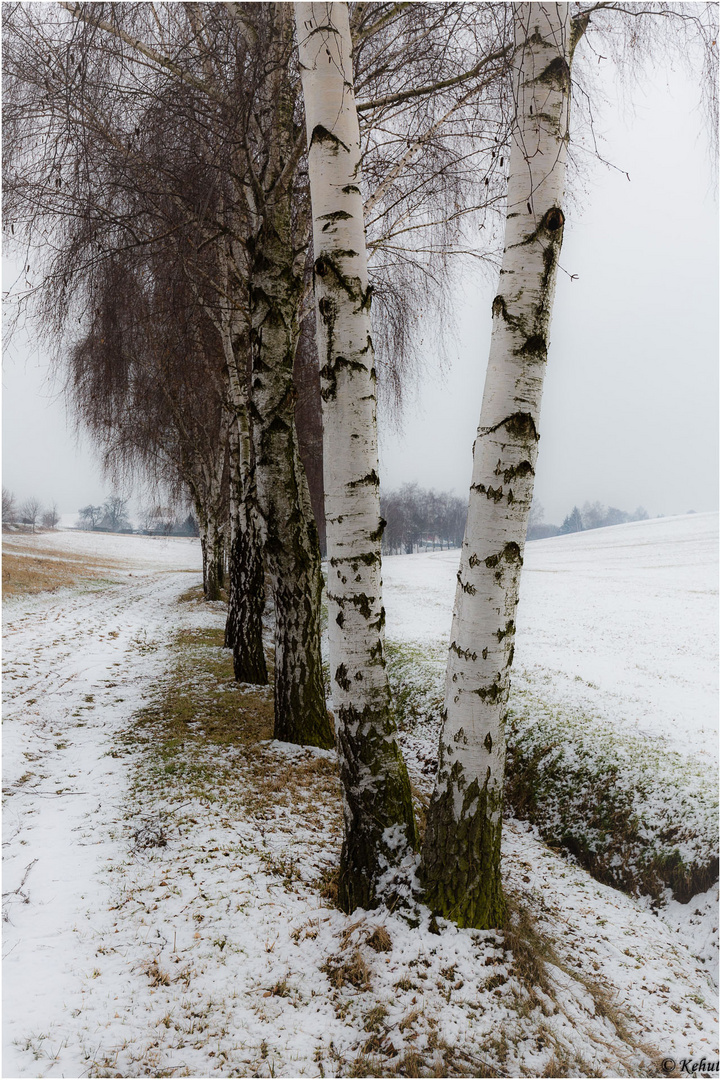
[[337, 700, 418, 912], [421, 775, 505, 929]]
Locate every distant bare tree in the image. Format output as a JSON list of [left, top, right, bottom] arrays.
[[20, 497, 41, 533], [101, 496, 131, 533], [78, 505, 103, 531], [2, 489, 17, 525], [41, 504, 60, 529], [582, 501, 606, 531]]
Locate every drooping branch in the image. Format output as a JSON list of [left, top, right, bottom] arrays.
[[58, 1, 228, 104]]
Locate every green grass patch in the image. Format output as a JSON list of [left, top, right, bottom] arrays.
[[384, 641, 445, 733]]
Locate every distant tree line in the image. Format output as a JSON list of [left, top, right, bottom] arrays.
[[379, 490, 654, 553], [381, 484, 467, 554], [77, 496, 198, 536], [2, 488, 59, 533], [2, 489, 198, 537], [528, 500, 650, 540]]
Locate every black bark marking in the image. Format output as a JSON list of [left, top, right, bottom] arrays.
[[474, 679, 503, 703], [329, 551, 380, 570], [515, 333, 547, 359], [471, 482, 504, 503], [536, 56, 570, 91], [499, 460, 534, 484], [479, 411, 538, 442], [348, 469, 379, 489], [450, 641, 477, 662], [319, 210, 353, 222], [335, 663, 352, 691], [310, 124, 350, 153], [505, 412, 538, 441], [457, 571, 476, 595], [369, 517, 386, 542], [491, 294, 524, 333], [543, 206, 564, 232], [485, 543, 522, 570]]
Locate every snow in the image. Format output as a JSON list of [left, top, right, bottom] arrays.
[[3, 519, 718, 1077], [2, 527, 201, 570], [383, 512, 719, 764]]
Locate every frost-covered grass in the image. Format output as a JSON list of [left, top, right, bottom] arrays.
[[382, 513, 718, 765], [58, 592, 696, 1078], [506, 686, 719, 905], [384, 639, 719, 908]]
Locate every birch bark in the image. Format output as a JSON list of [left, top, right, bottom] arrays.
[[421, 2, 574, 929], [295, 0, 417, 911], [222, 314, 268, 686], [244, 3, 334, 750]]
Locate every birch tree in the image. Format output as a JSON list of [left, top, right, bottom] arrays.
[[420, 2, 579, 929], [3, 2, 322, 723], [295, 0, 417, 910]]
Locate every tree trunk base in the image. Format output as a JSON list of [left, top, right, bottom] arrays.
[[337, 704, 417, 912], [421, 780, 505, 930]]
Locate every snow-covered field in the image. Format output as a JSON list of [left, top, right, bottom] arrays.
[[383, 512, 718, 764], [2, 519, 718, 1078]]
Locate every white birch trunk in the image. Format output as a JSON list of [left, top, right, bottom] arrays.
[[421, 3, 573, 929], [295, 0, 417, 911]]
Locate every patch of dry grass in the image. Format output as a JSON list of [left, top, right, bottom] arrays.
[[2, 547, 124, 598], [122, 606, 341, 838]]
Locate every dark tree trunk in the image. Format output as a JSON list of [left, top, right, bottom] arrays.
[[294, 311, 326, 557], [205, 521, 225, 602], [225, 496, 268, 685], [247, 198, 332, 749]]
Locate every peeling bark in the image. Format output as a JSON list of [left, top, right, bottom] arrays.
[[296, 0, 417, 911], [421, 3, 574, 929]]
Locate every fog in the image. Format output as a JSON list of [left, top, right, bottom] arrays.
[[2, 63, 717, 527], [378, 67, 718, 525]]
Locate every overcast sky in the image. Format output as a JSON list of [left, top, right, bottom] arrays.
[[2, 57, 718, 524], [378, 64, 718, 524]]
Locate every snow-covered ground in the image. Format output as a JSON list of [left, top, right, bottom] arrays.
[[383, 512, 719, 765], [2, 520, 718, 1078], [3, 527, 200, 570]]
